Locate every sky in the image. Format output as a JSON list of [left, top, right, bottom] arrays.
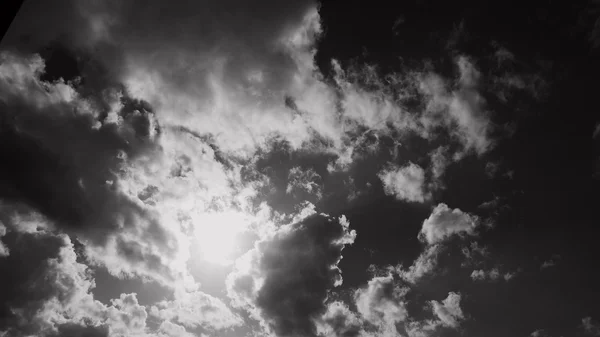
[[0, 0, 598, 337]]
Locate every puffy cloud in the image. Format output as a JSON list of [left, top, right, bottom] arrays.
[[379, 162, 430, 203], [226, 213, 356, 337], [105, 293, 148, 336], [0, 51, 191, 286], [419, 203, 479, 245], [430, 292, 464, 328], [399, 204, 480, 283], [582, 317, 600, 336], [316, 301, 364, 337], [0, 229, 105, 336], [155, 321, 196, 337], [470, 268, 516, 282], [149, 291, 242, 331], [354, 275, 408, 337]]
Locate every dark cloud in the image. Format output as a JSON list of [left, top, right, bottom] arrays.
[[0, 227, 107, 336], [228, 213, 356, 337]]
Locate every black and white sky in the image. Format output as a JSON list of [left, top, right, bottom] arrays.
[[0, 0, 598, 336]]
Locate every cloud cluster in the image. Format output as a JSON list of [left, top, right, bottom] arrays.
[[0, 0, 552, 336], [470, 268, 516, 282]]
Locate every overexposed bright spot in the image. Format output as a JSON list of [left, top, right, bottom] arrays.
[[193, 210, 251, 266]]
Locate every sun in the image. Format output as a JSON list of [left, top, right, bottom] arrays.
[[193, 209, 250, 266]]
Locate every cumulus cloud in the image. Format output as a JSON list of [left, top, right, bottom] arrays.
[[354, 275, 408, 337], [0, 228, 103, 336], [316, 301, 364, 337], [0, 0, 551, 336], [226, 213, 356, 337], [0, 51, 192, 286], [430, 292, 464, 328], [0, 220, 176, 336], [149, 290, 242, 331], [419, 203, 479, 245], [379, 162, 430, 203], [397, 204, 481, 283]]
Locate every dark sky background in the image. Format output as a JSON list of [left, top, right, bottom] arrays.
[[0, 1, 598, 337], [314, 1, 598, 336]]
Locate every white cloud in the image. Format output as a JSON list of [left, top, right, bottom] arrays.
[[105, 293, 148, 336], [419, 203, 479, 245], [149, 290, 242, 331], [316, 301, 364, 337], [155, 320, 196, 337], [354, 275, 408, 337], [430, 292, 464, 328], [379, 162, 430, 203], [397, 244, 442, 283]]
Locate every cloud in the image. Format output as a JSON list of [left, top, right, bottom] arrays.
[[429, 146, 449, 189], [461, 241, 489, 267], [226, 213, 356, 337], [286, 166, 323, 200], [582, 317, 600, 336], [155, 320, 196, 337], [316, 301, 364, 337], [0, 228, 105, 336], [379, 162, 430, 203], [397, 244, 442, 283], [355, 275, 408, 336], [417, 56, 494, 157], [470, 268, 516, 282], [0, 222, 8, 257], [0, 51, 193, 286], [149, 290, 242, 331], [530, 329, 548, 337], [430, 292, 464, 328], [541, 255, 560, 270], [419, 203, 479, 245]]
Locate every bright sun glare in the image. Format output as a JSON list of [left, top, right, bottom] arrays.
[[193, 210, 250, 266]]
